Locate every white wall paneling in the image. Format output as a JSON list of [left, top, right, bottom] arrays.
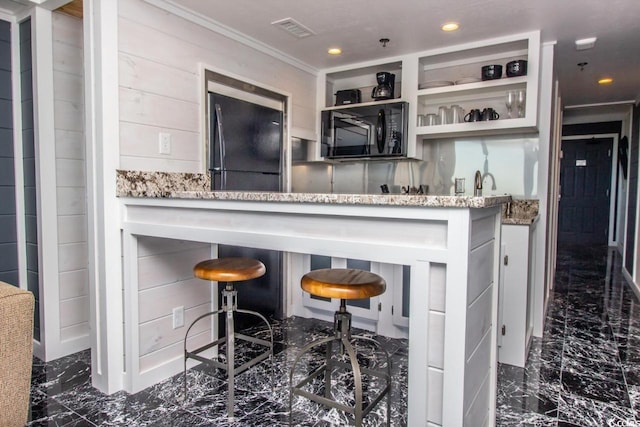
[[124, 233, 216, 392], [56, 187, 86, 215], [32, 6, 62, 360], [8, 6, 91, 361], [58, 268, 88, 300], [120, 197, 502, 426], [53, 10, 89, 357], [57, 214, 88, 243], [117, 0, 317, 173]]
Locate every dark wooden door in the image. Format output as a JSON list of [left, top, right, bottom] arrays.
[[559, 138, 613, 245]]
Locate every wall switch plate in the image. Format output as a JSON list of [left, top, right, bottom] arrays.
[[172, 306, 184, 329], [159, 132, 171, 155]]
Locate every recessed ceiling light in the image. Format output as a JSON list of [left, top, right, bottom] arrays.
[[441, 22, 460, 32], [598, 77, 613, 85], [575, 37, 597, 51], [327, 47, 342, 55]]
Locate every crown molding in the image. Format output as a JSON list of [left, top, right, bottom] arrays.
[[142, 0, 318, 76]]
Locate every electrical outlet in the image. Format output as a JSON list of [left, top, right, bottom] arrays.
[[158, 132, 171, 155], [172, 306, 184, 329]]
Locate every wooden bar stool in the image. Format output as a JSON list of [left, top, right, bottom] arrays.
[[183, 257, 273, 421], [289, 268, 392, 426]]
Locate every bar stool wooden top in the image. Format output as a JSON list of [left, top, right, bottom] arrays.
[[301, 268, 386, 300], [193, 257, 266, 282]]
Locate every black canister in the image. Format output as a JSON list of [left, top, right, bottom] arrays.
[[506, 60, 528, 77]]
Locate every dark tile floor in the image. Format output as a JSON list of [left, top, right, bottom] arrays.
[[26, 318, 407, 426], [497, 244, 640, 426], [26, 244, 640, 426]]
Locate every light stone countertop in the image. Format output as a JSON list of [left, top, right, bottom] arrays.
[[169, 190, 511, 208], [116, 169, 511, 209], [501, 199, 540, 225]]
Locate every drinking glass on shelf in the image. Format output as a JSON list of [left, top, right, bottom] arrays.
[[516, 89, 526, 118], [505, 91, 516, 119], [438, 106, 450, 125]]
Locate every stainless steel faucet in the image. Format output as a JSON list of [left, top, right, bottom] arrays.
[[474, 170, 483, 197], [482, 171, 497, 190]]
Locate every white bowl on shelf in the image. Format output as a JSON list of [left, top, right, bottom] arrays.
[[419, 80, 454, 90]]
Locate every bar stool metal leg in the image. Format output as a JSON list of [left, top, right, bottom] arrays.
[[224, 286, 236, 421], [352, 335, 393, 426], [289, 302, 392, 426], [183, 284, 273, 421], [182, 308, 223, 400]]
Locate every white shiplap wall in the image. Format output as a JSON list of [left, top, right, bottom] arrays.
[[53, 12, 90, 346], [116, 0, 318, 377], [117, 0, 317, 173], [136, 237, 212, 373]]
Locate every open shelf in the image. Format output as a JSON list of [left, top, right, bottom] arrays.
[[313, 31, 541, 161]]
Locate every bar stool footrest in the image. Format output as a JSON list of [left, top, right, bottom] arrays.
[[290, 335, 391, 424], [291, 378, 389, 420], [186, 333, 272, 375]]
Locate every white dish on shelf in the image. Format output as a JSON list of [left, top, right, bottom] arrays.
[[455, 77, 482, 85], [419, 80, 454, 89]]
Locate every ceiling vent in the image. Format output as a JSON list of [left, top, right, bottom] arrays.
[[271, 17, 315, 39]]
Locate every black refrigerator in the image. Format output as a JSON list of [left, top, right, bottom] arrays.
[[209, 92, 284, 329]]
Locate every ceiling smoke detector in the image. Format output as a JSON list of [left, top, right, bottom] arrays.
[[575, 37, 597, 51], [271, 18, 315, 39]]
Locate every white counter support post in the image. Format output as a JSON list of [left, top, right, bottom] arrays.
[[442, 209, 471, 426], [84, 0, 123, 394], [441, 207, 501, 426], [407, 259, 431, 426], [122, 230, 139, 392]]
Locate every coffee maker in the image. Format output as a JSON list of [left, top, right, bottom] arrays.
[[371, 72, 395, 100]]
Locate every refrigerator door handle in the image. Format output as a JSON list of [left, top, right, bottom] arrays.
[[214, 103, 227, 190]]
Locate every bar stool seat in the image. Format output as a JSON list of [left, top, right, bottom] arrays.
[[184, 257, 273, 422], [289, 268, 392, 426], [193, 257, 266, 282]]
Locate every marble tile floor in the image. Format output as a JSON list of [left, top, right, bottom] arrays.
[[26, 244, 640, 426], [26, 317, 407, 426], [497, 244, 640, 426]]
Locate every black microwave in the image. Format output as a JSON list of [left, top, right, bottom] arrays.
[[320, 101, 409, 159]]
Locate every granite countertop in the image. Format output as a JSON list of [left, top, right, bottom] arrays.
[[116, 170, 511, 209], [501, 199, 539, 225], [170, 190, 511, 208]]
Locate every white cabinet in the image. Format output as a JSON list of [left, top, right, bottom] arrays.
[[311, 31, 541, 161], [498, 221, 537, 367], [320, 60, 404, 108], [412, 31, 540, 140], [314, 58, 422, 160]]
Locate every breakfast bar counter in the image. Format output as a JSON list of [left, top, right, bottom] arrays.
[[118, 171, 509, 426]]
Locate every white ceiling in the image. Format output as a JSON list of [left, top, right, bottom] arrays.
[[165, 0, 640, 108], [1, 0, 638, 109]]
